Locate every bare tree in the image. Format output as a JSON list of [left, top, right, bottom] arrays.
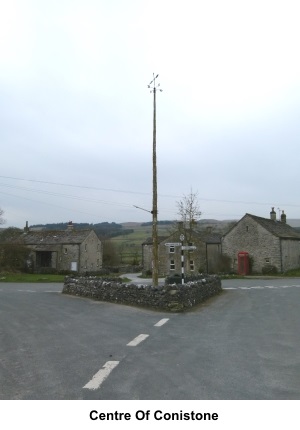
[[176, 189, 202, 231]]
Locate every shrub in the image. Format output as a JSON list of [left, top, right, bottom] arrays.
[[0, 244, 30, 272]]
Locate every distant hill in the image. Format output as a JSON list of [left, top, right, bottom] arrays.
[[121, 219, 237, 231], [29, 222, 134, 239], [120, 222, 143, 228], [286, 219, 300, 228]]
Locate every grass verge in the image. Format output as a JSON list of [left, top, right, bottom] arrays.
[[0, 273, 65, 283], [0, 273, 132, 283]]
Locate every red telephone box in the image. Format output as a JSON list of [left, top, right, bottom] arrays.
[[238, 251, 249, 275]]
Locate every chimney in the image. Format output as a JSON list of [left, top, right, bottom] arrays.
[[24, 221, 29, 233], [67, 221, 74, 231], [270, 207, 276, 221], [281, 210, 286, 224]]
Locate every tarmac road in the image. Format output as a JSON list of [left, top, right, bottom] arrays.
[[0, 278, 300, 399]]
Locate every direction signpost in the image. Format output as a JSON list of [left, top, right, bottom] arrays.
[[165, 239, 197, 284]]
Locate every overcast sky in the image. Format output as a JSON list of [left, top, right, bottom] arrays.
[[1, 0, 300, 228]]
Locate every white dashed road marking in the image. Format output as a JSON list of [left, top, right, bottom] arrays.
[[17, 290, 36, 293], [154, 318, 169, 327], [127, 334, 149, 346], [83, 361, 120, 390], [223, 285, 300, 290], [83, 321, 168, 390]]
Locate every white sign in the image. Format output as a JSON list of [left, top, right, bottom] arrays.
[[71, 262, 78, 271], [165, 243, 181, 246], [181, 246, 197, 250]]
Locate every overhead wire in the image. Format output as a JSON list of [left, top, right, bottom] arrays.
[[0, 190, 108, 218], [0, 182, 135, 208], [0, 175, 299, 219]]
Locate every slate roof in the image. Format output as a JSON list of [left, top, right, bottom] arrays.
[[245, 214, 300, 239], [197, 232, 222, 244], [6, 229, 94, 245]]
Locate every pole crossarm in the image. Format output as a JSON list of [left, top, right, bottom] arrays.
[[148, 73, 163, 94]]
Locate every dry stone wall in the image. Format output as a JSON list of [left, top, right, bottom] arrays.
[[62, 275, 222, 312]]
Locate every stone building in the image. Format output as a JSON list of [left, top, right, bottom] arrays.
[[142, 229, 222, 277], [222, 209, 300, 274], [13, 222, 102, 273]]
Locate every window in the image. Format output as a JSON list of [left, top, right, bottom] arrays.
[[64, 248, 68, 254], [265, 258, 270, 264], [97, 259, 100, 267], [190, 260, 195, 271], [169, 245, 175, 253], [246, 226, 249, 232], [170, 260, 175, 270], [85, 244, 87, 252]]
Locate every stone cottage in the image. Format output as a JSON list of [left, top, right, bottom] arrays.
[[222, 209, 300, 274], [142, 229, 222, 277], [13, 222, 102, 273]]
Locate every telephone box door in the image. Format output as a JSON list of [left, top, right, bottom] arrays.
[[238, 252, 249, 275]]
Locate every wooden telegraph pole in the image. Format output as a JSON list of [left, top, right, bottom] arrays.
[[148, 74, 162, 287]]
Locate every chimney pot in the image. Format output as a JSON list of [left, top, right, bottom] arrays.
[[281, 210, 287, 224], [270, 207, 276, 221]]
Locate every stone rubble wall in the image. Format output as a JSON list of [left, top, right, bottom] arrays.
[[62, 275, 222, 312]]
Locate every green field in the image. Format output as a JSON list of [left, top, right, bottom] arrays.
[[0, 273, 65, 282], [110, 220, 234, 265], [111, 222, 173, 265]]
